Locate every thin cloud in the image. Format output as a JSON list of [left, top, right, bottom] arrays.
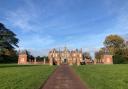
[[1, 0, 128, 56], [6, 0, 42, 32], [19, 35, 55, 49]]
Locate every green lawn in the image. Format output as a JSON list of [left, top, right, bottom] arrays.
[[73, 64, 128, 89], [0, 64, 56, 89]]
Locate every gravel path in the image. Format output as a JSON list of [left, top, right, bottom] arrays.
[[41, 64, 87, 89]]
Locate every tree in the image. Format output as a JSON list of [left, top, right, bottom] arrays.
[[103, 35, 128, 64], [0, 23, 19, 56], [83, 52, 91, 59], [95, 48, 104, 61], [36, 56, 48, 62], [104, 34, 125, 55], [0, 22, 19, 63], [123, 48, 128, 58]]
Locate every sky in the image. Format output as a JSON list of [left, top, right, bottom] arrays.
[[0, 0, 128, 56]]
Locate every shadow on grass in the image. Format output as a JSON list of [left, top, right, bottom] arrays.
[[0, 64, 42, 68]]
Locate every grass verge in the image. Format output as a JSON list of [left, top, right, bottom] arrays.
[[0, 64, 56, 89], [73, 64, 128, 89]]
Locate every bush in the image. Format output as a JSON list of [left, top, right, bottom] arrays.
[[0, 55, 18, 63], [113, 55, 128, 64]]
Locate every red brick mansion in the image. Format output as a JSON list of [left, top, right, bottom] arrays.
[[48, 47, 83, 65]]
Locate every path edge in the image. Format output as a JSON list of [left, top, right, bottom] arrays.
[[39, 66, 59, 89], [70, 65, 90, 89]]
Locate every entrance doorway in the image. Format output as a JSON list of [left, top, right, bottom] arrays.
[[64, 59, 67, 64], [53, 58, 57, 65]]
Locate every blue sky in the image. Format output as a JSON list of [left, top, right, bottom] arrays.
[[0, 0, 128, 56]]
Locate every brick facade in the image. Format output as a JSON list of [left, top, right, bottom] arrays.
[[102, 55, 113, 64], [48, 47, 83, 66], [94, 54, 113, 64], [18, 51, 27, 64]]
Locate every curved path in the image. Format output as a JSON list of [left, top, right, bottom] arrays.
[[42, 64, 87, 89]]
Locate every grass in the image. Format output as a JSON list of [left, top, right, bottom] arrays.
[[0, 64, 56, 89], [73, 64, 128, 89]]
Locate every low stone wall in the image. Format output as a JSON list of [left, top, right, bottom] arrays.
[[28, 62, 49, 65]]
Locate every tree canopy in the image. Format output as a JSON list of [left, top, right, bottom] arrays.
[[83, 52, 91, 59], [95, 48, 104, 60], [0, 23, 19, 55], [102, 34, 128, 64], [104, 34, 125, 55]]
